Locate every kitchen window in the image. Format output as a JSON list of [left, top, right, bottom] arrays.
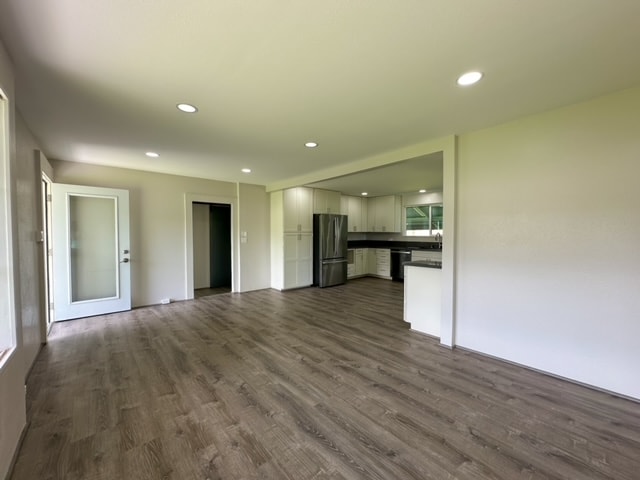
[[405, 204, 443, 236]]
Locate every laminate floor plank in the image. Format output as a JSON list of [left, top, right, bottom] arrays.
[[10, 278, 640, 480]]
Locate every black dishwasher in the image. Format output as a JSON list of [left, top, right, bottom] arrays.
[[390, 249, 411, 281]]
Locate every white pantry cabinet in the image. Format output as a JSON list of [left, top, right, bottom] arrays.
[[271, 189, 314, 290], [283, 233, 313, 289], [284, 187, 313, 232]]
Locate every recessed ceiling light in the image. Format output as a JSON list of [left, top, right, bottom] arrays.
[[177, 103, 198, 113], [457, 71, 483, 86], [419, 189, 427, 193], [361, 192, 368, 196], [241, 168, 251, 173], [145, 152, 160, 158], [305, 142, 318, 148]]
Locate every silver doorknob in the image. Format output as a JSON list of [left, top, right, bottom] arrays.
[[120, 258, 129, 263]]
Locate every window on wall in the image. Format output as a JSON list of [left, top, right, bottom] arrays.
[[405, 204, 443, 236], [0, 87, 15, 362]]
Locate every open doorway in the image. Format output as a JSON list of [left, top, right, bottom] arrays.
[[193, 202, 232, 298]]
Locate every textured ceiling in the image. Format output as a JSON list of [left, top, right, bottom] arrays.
[[1, 1, 640, 195]]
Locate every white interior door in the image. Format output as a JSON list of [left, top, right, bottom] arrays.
[[52, 183, 131, 321]]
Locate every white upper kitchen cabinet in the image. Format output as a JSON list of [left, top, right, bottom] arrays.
[[366, 195, 401, 232], [283, 187, 313, 232], [340, 195, 349, 215], [341, 195, 368, 233], [313, 189, 341, 214]]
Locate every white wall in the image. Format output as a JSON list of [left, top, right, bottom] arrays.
[[192, 203, 210, 289], [0, 39, 44, 480], [238, 183, 271, 292], [456, 85, 640, 399], [15, 113, 47, 371], [51, 161, 271, 305], [0, 41, 25, 480]]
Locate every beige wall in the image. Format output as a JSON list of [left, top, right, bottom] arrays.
[[0, 40, 47, 479], [455, 85, 640, 399], [0, 39, 25, 480], [238, 183, 271, 292], [15, 113, 46, 373], [51, 161, 271, 305]]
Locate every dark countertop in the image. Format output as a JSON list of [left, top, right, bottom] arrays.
[[347, 240, 441, 251], [404, 260, 442, 269]]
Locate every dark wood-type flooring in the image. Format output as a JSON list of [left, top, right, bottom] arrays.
[[194, 287, 232, 299], [11, 278, 640, 479]]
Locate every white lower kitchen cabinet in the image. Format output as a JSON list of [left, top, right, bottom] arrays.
[[375, 248, 390, 278], [354, 249, 365, 276], [404, 265, 441, 337], [283, 233, 313, 289], [347, 248, 367, 278], [367, 248, 377, 275]]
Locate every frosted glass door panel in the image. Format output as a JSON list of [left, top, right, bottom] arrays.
[[69, 195, 118, 302], [53, 184, 131, 321]]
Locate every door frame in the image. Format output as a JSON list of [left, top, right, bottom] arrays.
[[184, 193, 238, 299], [40, 171, 53, 337]]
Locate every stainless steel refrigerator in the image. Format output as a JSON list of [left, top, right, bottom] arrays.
[[313, 214, 348, 287]]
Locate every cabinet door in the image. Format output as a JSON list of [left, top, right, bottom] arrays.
[[283, 233, 312, 288], [367, 248, 377, 274], [377, 196, 393, 232], [376, 249, 390, 277], [297, 188, 313, 232], [360, 197, 368, 232], [340, 195, 349, 215], [297, 233, 313, 286], [285, 187, 313, 232], [326, 191, 341, 214], [313, 189, 328, 214], [346, 196, 358, 232], [367, 197, 378, 232], [314, 189, 341, 214], [283, 188, 300, 232], [375, 196, 400, 232], [355, 249, 364, 275], [367, 195, 400, 232], [283, 233, 299, 288]]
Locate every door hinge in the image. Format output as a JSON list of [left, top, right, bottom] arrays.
[[49, 302, 54, 311], [47, 194, 52, 202]]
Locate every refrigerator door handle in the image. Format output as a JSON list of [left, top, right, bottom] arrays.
[[322, 258, 347, 265], [334, 217, 339, 257]]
